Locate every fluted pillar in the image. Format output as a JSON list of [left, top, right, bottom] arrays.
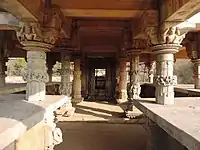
[[152, 44, 181, 105], [59, 55, 71, 96], [72, 58, 83, 103], [23, 42, 52, 101], [117, 58, 127, 103]]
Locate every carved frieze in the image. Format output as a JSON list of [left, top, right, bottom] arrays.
[[153, 75, 177, 86], [25, 71, 49, 83]]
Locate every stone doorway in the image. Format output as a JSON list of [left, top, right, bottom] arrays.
[[83, 57, 116, 101]]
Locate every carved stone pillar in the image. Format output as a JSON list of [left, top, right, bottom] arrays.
[[148, 61, 156, 83], [0, 58, 6, 87], [128, 53, 141, 100], [24, 42, 52, 101], [72, 58, 83, 103], [47, 64, 53, 83], [152, 44, 181, 105], [117, 58, 127, 103], [59, 55, 71, 96], [192, 59, 200, 89], [125, 51, 141, 118]]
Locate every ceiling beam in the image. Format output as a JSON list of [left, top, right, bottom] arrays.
[[160, 0, 200, 23], [0, 0, 37, 21], [53, 0, 157, 10], [62, 9, 144, 18]]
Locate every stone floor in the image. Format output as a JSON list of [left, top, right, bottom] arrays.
[[58, 101, 143, 123], [56, 101, 146, 150], [55, 122, 147, 150]]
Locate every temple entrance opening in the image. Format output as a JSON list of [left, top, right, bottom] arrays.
[[83, 57, 116, 102]]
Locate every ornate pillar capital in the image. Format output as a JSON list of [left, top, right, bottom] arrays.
[[17, 8, 62, 48], [146, 25, 187, 46], [124, 39, 146, 57]]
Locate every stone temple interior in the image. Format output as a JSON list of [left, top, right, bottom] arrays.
[[1, 0, 200, 150]]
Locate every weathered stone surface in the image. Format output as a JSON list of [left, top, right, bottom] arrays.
[[72, 58, 83, 103], [0, 94, 68, 150], [133, 97, 200, 150], [152, 44, 181, 105]]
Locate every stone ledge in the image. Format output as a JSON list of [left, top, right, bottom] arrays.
[[133, 97, 200, 150], [0, 94, 68, 150]]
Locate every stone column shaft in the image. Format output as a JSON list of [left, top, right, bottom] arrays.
[[47, 64, 53, 83], [0, 58, 6, 87], [72, 58, 83, 103], [192, 59, 200, 89], [128, 54, 141, 99], [26, 50, 49, 101], [148, 61, 155, 83], [152, 44, 180, 105], [117, 58, 127, 103], [59, 56, 71, 96]]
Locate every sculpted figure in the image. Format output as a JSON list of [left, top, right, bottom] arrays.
[[145, 27, 159, 45], [163, 27, 186, 44], [18, 24, 37, 41]]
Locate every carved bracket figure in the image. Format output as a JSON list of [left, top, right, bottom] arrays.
[[17, 8, 62, 46], [146, 26, 187, 46]]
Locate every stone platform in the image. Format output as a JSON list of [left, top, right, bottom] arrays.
[[0, 82, 59, 95], [0, 94, 69, 150], [133, 97, 200, 150]]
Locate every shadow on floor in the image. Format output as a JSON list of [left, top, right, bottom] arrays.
[[55, 122, 147, 150], [75, 104, 124, 119]]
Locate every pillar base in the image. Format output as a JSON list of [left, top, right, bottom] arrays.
[[117, 90, 128, 104], [116, 98, 128, 104], [124, 100, 142, 119], [72, 97, 84, 103]]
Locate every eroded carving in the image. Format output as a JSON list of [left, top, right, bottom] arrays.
[[154, 75, 177, 86], [44, 111, 63, 150], [146, 26, 186, 45], [163, 27, 186, 44], [127, 82, 141, 99], [59, 57, 71, 96], [18, 9, 62, 45]]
